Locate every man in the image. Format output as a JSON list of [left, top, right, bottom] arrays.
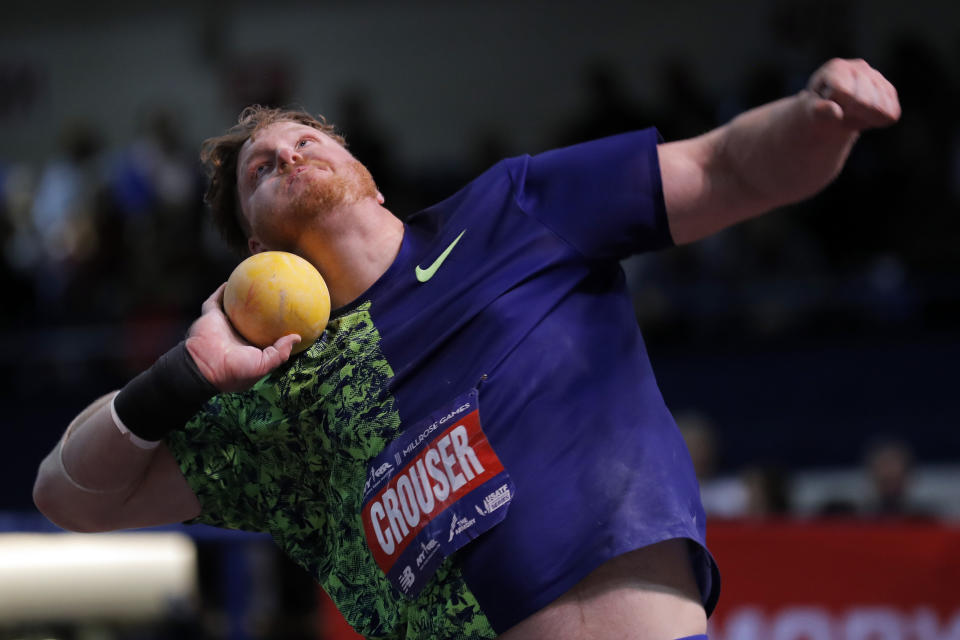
[[34, 58, 899, 639]]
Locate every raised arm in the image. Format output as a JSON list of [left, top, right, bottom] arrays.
[[33, 284, 301, 533], [659, 58, 900, 245]]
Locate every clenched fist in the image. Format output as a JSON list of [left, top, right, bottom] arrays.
[[806, 58, 901, 131]]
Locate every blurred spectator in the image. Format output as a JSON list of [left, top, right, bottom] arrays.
[[224, 53, 296, 112], [679, 412, 795, 519], [676, 411, 749, 518], [26, 122, 106, 319], [0, 19, 956, 528], [115, 108, 209, 305], [741, 464, 793, 517], [862, 438, 933, 519], [0, 162, 38, 327]]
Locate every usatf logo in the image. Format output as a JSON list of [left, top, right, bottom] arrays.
[[475, 484, 511, 516]]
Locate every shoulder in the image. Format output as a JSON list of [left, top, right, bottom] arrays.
[[404, 159, 519, 235]]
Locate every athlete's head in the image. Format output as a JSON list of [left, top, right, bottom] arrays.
[[201, 106, 378, 255]]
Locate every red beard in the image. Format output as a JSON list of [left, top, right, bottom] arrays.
[[288, 160, 378, 219], [255, 160, 379, 250]]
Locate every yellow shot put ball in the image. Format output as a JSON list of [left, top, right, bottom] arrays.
[[223, 251, 330, 354]]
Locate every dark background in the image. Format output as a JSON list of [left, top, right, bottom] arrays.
[[1, 0, 957, 513]]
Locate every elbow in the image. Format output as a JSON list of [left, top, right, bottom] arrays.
[[32, 473, 68, 530], [33, 492, 103, 534], [32, 467, 75, 531], [32, 458, 60, 520], [32, 462, 107, 533]]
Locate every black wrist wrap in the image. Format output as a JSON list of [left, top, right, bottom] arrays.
[[114, 341, 219, 442]]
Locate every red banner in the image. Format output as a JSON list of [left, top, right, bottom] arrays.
[[707, 519, 960, 640], [360, 408, 505, 573]]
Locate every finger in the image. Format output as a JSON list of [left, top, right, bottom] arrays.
[[808, 58, 900, 129], [819, 80, 896, 129], [865, 74, 884, 111], [888, 87, 902, 121], [275, 333, 301, 355], [863, 73, 896, 116], [859, 71, 900, 125], [809, 94, 845, 123], [809, 69, 836, 101], [809, 58, 857, 98], [872, 75, 902, 121], [260, 334, 301, 371], [201, 283, 228, 315]]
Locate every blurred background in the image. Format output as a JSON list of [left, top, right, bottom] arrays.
[[0, 0, 957, 638]]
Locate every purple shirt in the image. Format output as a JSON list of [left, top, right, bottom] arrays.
[[335, 128, 719, 630]]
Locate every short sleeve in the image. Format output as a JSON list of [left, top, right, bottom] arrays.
[[509, 128, 672, 260], [165, 393, 272, 532]]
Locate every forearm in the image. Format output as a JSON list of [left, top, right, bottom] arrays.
[[716, 92, 858, 212], [664, 58, 899, 245], [34, 340, 218, 531], [33, 283, 301, 532], [666, 91, 858, 244]]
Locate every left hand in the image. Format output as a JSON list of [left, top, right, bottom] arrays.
[[806, 58, 901, 131]]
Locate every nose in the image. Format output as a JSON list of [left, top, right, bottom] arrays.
[[277, 145, 302, 171]]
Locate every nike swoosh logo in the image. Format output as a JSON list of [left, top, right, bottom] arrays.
[[415, 229, 466, 283]]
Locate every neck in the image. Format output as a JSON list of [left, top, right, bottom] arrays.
[[293, 200, 404, 309]]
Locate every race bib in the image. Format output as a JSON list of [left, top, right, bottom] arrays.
[[361, 389, 514, 597]]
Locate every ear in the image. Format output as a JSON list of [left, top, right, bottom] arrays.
[[376, 190, 385, 205], [248, 237, 265, 254]]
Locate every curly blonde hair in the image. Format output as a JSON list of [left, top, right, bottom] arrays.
[[200, 106, 346, 254]]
